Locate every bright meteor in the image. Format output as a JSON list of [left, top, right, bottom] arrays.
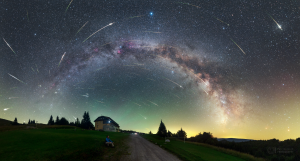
[[8, 73, 26, 85], [58, 52, 66, 67], [268, 14, 282, 30], [164, 77, 184, 89], [75, 21, 89, 36], [3, 38, 16, 55], [65, 0, 74, 14], [83, 22, 115, 42], [230, 38, 246, 55]]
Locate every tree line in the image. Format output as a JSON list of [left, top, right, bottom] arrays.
[[152, 120, 187, 138], [47, 111, 94, 130], [152, 119, 300, 160], [11, 111, 94, 130]]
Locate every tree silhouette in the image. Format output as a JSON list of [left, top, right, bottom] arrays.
[[28, 119, 31, 124], [48, 115, 54, 125], [59, 117, 69, 125], [76, 118, 80, 127], [176, 128, 187, 138], [80, 111, 94, 129], [156, 120, 167, 137], [149, 131, 152, 134], [167, 130, 172, 137], [55, 116, 60, 125], [13, 117, 18, 125]]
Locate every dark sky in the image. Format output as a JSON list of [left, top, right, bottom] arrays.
[[0, 0, 299, 139]]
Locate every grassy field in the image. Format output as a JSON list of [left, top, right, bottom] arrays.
[[0, 124, 78, 132], [142, 134, 265, 161], [0, 128, 129, 161]]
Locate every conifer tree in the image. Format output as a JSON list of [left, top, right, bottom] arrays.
[[13, 117, 18, 125], [81, 111, 94, 129], [157, 119, 167, 137], [48, 115, 54, 125], [176, 128, 187, 138], [55, 116, 60, 125], [76, 118, 80, 127], [28, 119, 31, 124]]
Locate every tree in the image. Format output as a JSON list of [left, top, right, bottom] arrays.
[[149, 131, 152, 134], [13, 117, 18, 125], [55, 116, 60, 125], [28, 119, 31, 124], [167, 130, 172, 137], [75, 118, 80, 127], [48, 115, 54, 125], [59, 117, 69, 125], [156, 119, 167, 137], [80, 111, 94, 129], [176, 128, 187, 139]]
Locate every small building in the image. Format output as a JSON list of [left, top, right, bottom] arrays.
[[94, 116, 120, 132]]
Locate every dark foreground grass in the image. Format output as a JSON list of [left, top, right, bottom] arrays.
[[142, 134, 265, 161], [0, 128, 129, 161]]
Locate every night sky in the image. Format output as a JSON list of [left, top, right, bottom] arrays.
[[1, 0, 299, 140]]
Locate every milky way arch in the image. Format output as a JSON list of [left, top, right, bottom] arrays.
[[39, 39, 252, 125]]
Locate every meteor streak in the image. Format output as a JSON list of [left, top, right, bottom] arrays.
[[133, 102, 141, 106], [267, 14, 282, 30], [26, 9, 29, 22], [147, 100, 158, 106], [173, 94, 180, 99], [3, 38, 16, 55], [58, 52, 66, 67], [4, 108, 9, 111], [164, 77, 183, 88], [83, 22, 114, 42], [176, 2, 201, 9], [75, 21, 88, 36], [139, 114, 147, 119], [65, 0, 74, 13], [230, 38, 246, 55], [9, 97, 19, 99], [8, 73, 26, 85], [147, 78, 155, 81], [200, 86, 208, 95], [81, 93, 89, 97], [214, 17, 230, 26], [95, 67, 105, 71], [143, 31, 162, 34], [129, 15, 144, 19], [35, 64, 39, 73]]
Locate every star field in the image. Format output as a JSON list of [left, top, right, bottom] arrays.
[[0, 0, 299, 139]]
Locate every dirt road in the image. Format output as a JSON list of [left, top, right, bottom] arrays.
[[121, 134, 181, 161]]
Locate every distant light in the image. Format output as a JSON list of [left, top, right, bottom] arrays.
[[150, 12, 153, 16]]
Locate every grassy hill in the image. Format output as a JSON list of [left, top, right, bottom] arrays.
[[0, 118, 12, 126], [142, 134, 265, 161], [0, 128, 129, 161]]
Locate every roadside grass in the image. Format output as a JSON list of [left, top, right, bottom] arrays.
[[142, 134, 265, 161], [0, 124, 78, 132], [184, 141, 265, 161], [0, 128, 129, 161]]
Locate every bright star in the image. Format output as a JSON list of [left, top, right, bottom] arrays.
[[150, 12, 153, 16]]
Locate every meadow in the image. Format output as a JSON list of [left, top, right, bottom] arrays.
[[0, 128, 129, 161], [142, 134, 265, 161]]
